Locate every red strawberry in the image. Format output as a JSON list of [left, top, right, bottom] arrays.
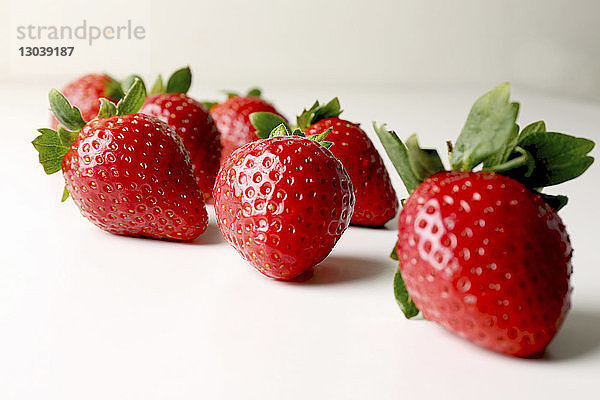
[[305, 116, 398, 227], [209, 89, 286, 163], [212, 124, 355, 279], [139, 67, 221, 201], [33, 79, 208, 240], [251, 98, 398, 227], [375, 83, 594, 356], [398, 171, 571, 356], [50, 73, 123, 129]]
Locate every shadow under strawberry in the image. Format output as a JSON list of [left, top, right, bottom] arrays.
[[284, 255, 394, 285], [545, 308, 600, 361]]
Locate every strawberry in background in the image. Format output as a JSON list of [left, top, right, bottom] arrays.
[[250, 98, 398, 227], [49, 73, 124, 129], [140, 67, 221, 201], [33, 79, 208, 241], [375, 83, 595, 357], [207, 89, 286, 163]]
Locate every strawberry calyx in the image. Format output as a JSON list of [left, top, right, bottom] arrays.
[[223, 88, 262, 99], [103, 75, 125, 102], [375, 83, 595, 211], [201, 87, 263, 111], [296, 97, 342, 130], [32, 78, 146, 201], [250, 97, 343, 140], [148, 66, 192, 95], [267, 123, 333, 149], [121, 74, 147, 96], [374, 82, 596, 319], [250, 112, 291, 139]]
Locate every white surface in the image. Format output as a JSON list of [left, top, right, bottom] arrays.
[[1, 83, 599, 399], [2, 0, 600, 100]]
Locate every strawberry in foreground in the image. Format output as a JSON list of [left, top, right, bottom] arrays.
[[251, 98, 398, 227], [33, 79, 208, 240], [49, 73, 124, 129], [207, 88, 287, 163], [375, 83, 595, 357], [139, 67, 221, 201], [213, 124, 355, 279]]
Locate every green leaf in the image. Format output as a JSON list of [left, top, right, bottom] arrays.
[[451, 83, 519, 170], [519, 120, 546, 142], [201, 101, 218, 109], [116, 78, 146, 116], [104, 76, 124, 101], [390, 240, 399, 260], [250, 112, 289, 139], [482, 123, 519, 169], [32, 128, 77, 175], [538, 192, 568, 211], [265, 123, 332, 149], [485, 145, 534, 177], [506, 131, 595, 187], [270, 123, 290, 137], [150, 75, 164, 95], [405, 134, 445, 181], [373, 122, 421, 193], [296, 98, 342, 129], [394, 268, 419, 319], [307, 127, 333, 148], [48, 89, 86, 131], [61, 185, 70, 202], [121, 74, 147, 96], [166, 66, 192, 94], [224, 91, 238, 98], [58, 126, 78, 146], [97, 98, 117, 118], [313, 97, 342, 123], [296, 100, 319, 130], [247, 88, 262, 97]]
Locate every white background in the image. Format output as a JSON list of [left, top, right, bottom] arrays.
[[1, 0, 600, 100], [1, 0, 599, 399]]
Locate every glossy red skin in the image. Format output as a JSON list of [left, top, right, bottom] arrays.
[[397, 171, 571, 357], [50, 74, 118, 129], [306, 117, 398, 227], [62, 113, 208, 240], [213, 136, 355, 279], [210, 96, 286, 163], [140, 93, 221, 201]]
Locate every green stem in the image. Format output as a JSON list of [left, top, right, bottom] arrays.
[[484, 146, 528, 173]]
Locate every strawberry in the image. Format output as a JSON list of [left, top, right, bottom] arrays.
[[33, 79, 208, 240], [207, 89, 286, 163], [250, 98, 398, 227], [375, 83, 594, 357], [50, 73, 123, 129], [212, 124, 355, 279], [301, 100, 398, 226], [139, 67, 221, 201]]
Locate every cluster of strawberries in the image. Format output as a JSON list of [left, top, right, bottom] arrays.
[[33, 68, 594, 358]]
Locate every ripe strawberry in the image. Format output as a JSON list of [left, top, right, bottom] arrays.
[[250, 99, 398, 227], [375, 83, 594, 357], [398, 171, 571, 356], [301, 100, 398, 226], [208, 89, 286, 163], [50, 73, 123, 129], [139, 67, 221, 201], [33, 79, 208, 240], [213, 124, 355, 279]]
